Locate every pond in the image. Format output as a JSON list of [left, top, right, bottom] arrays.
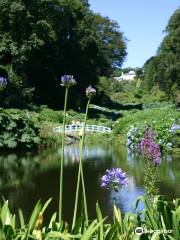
[[0, 143, 180, 223]]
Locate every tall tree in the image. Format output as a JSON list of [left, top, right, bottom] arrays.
[[143, 7, 180, 94], [0, 0, 127, 108]]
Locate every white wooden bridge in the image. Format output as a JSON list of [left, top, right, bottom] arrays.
[[53, 124, 112, 134]]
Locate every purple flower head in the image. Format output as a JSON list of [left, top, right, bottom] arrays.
[[86, 86, 96, 99], [153, 144, 161, 165], [61, 75, 76, 87], [140, 128, 161, 165], [101, 168, 128, 191], [0, 76, 7, 88]]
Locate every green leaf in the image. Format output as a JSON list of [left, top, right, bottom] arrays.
[[81, 218, 105, 240], [48, 212, 57, 229], [172, 210, 179, 240], [24, 200, 42, 240], [41, 198, 52, 214], [104, 223, 118, 240], [151, 232, 160, 240], [96, 202, 104, 240], [45, 231, 81, 239], [1, 201, 9, 225], [18, 209, 25, 229]]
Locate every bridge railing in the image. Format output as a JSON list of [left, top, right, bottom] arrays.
[[53, 124, 112, 134]]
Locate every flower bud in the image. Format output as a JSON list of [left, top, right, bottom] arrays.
[[0, 76, 7, 88], [61, 75, 76, 87], [86, 86, 96, 99], [35, 212, 43, 230], [79, 128, 84, 137]]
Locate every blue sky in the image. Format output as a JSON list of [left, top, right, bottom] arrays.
[[89, 0, 180, 68]]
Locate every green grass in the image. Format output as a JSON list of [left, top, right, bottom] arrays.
[[85, 132, 114, 144]]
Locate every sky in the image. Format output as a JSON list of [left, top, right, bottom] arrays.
[[89, 0, 180, 68]]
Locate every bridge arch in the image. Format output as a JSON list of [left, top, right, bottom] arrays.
[[53, 124, 112, 134]]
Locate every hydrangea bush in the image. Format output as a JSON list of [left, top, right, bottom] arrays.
[[126, 118, 180, 151], [126, 125, 143, 149]]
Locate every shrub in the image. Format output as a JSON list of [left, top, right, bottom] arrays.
[[175, 90, 180, 107], [0, 108, 40, 149], [39, 108, 64, 123], [114, 107, 180, 151], [111, 92, 140, 104]]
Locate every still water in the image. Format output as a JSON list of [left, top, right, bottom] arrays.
[[0, 144, 180, 223]]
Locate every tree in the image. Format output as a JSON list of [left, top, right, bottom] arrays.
[[0, 0, 127, 108], [143, 7, 180, 95]]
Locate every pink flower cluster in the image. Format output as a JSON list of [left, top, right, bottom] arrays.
[[140, 128, 161, 165]]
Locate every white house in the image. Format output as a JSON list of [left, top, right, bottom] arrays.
[[114, 70, 136, 81]]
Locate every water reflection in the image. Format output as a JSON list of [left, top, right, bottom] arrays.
[[59, 145, 112, 165], [0, 144, 179, 223], [0, 153, 40, 189]]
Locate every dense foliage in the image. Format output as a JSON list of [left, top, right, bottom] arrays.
[[114, 106, 180, 151], [0, 195, 179, 239], [143, 8, 180, 100], [0, 106, 116, 149], [0, 0, 126, 108], [97, 75, 167, 106], [0, 108, 40, 149]]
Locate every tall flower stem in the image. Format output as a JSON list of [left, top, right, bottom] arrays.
[[59, 87, 69, 223], [72, 99, 90, 229], [113, 189, 117, 206], [144, 159, 158, 200], [113, 189, 117, 223]]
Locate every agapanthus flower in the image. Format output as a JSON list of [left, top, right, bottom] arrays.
[[0, 76, 7, 88], [86, 86, 96, 99], [169, 123, 180, 133], [140, 128, 161, 165], [61, 75, 76, 87], [101, 168, 128, 191]]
